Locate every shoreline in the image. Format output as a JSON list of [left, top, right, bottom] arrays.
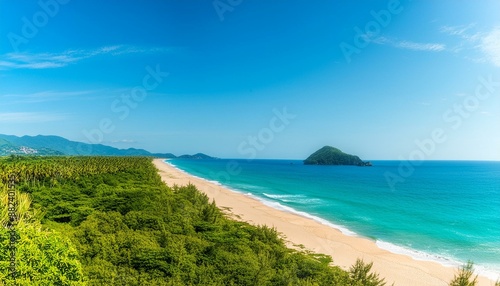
[[153, 159, 496, 286]]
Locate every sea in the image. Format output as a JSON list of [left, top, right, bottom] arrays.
[[166, 159, 500, 281]]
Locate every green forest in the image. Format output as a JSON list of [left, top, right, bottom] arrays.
[[0, 156, 487, 285]]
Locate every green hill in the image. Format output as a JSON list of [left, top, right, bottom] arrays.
[[0, 134, 212, 159], [304, 146, 371, 166], [0, 137, 63, 156], [178, 153, 215, 159]]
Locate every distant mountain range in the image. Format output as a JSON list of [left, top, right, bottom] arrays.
[[0, 134, 214, 159]]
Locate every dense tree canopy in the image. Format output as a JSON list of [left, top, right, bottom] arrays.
[[1, 156, 389, 285], [0, 185, 85, 285]]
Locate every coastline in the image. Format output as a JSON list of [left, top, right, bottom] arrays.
[[153, 159, 496, 286]]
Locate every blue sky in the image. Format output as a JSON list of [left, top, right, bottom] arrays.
[[1, 0, 499, 160]]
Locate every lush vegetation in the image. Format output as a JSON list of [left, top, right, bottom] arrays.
[[0, 156, 388, 285], [0, 156, 489, 285], [0, 188, 85, 285], [304, 146, 371, 166]]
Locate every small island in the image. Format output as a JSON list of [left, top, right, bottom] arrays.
[[304, 146, 372, 166]]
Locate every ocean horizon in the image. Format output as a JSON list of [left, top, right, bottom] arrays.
[[166, 159, 500, 281]]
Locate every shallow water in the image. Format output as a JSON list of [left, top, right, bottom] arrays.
[[168, 159, 500, 280]]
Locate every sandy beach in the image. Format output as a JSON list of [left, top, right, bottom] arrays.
[[153, 159, 496, 286]]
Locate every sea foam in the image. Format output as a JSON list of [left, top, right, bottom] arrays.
[[375, 241, 500, 281], [246, 192, 357, 236], [163, 159, 500, 282]]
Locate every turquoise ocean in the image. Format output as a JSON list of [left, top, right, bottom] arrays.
[[166, 159, 500, 280]]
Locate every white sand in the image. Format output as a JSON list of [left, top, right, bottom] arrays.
[[153, 159, 496, 286]]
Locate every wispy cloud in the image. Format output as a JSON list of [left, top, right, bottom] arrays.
[[3, 90, 96, 103], [440, 24, 479, 41], [373, 36, 445, 52], [395, 41, 445, 51], [480, 27, 500, 67], [0, 45, 171, 70], [440, 25, 500, 67], [0, 112, 66, 122]]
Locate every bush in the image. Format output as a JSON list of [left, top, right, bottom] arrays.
[[349, 258, 386, 286], [449, 261, 478, 286], [0, 187, 85, 285]]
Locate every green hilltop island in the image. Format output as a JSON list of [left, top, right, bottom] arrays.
[[304, 146, 372, 166]]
